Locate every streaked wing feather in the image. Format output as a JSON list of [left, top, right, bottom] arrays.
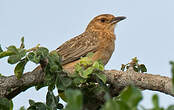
[[56, 32, 98, 65]]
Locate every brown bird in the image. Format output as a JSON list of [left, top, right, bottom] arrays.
[[33, 14, 126, 73], [56, 14, 126, 73]]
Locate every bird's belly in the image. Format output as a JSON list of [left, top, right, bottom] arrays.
[[92, 41, 115, 65]]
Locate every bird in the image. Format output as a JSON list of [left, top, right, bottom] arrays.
[[34, 14, 126, 73], [56, 14, 126, 73]]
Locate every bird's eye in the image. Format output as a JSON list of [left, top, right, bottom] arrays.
[[100, 18, 106, 23]]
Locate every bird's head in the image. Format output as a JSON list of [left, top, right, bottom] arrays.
[[86, 14, 126, 33]]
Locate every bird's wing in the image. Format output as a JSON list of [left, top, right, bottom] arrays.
[[56, 32, 99, 65]]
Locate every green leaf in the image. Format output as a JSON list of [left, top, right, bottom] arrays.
[[62, 77, 72, 87], [64, 89, 83, 110], [29, 99, 35, 106], [20, 37, 25, 49], [74, 64, 83, 73], [49, 50, 61, 63], [27, 52, 35, 60], [28, 102, 47, 110], [167, 105, 174, 110], [81, 67, 94, 78], [18, 49, 26, 58], [44, 71, 56, 90], [27, 52, 38, 63], [133, 66, 139, 72], [117, 85, 142, 109], [9, 100, 13, 110], [56, 75, 65, 91], [92, 61, 104, 71], [0, 46, 18, 59], [139, 64, 147, 73], [48, 83, 55, 92], [8, 55, 21, 64], [19, 106, 26, 110], [35, 47, 49, 58], [46, 91, 53, 105], [48, 50, 62, 71], [152, 94, 160, 109], [7, 47, 26, 64], [7, 45, 18, 54], [99, 64, 104, 71], [0, 97, 11, 110], [46, 91, 58, 110], [80, 57, 92, 66], [27, 47, 49, 64], [14, 58, 28, 79], [50, 65, 58, 73], [0, 51, 15, 59], [101, 100, 129, 110], [73, 77, 86, 85], [27, 52, 40, 64], [0, 44, 3, 53], [96, 73, 107, 83]]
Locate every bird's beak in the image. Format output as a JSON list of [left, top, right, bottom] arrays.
[[110, 16, 126, 24]]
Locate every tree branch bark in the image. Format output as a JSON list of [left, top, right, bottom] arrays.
[[0, 66, 44, 99], [104, 68, 173, 96], [0, 67, 173, 100]]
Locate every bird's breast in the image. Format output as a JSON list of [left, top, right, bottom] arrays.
[[92, 31, 116, 65]]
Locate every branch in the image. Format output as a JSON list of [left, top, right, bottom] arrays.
[[104, 69, 173, 96], [0, 66, 44, 99], [0, 67, 173, 100]]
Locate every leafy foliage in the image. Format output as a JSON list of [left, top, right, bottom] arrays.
[[1, 38, 174, 110], [73, 55, 106, 84], [121, 57, 147, 73], [117, 85, 142, 109], [0, 98, 13, 110], [0, 38, 41, 79], [64, 89, 83, 110], [19, 106, 26, 110], [14, 58, 28, 79], [151, 94, 164, 110], [102, 85, 141, 110]]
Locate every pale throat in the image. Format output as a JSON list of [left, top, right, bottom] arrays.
[[106, 24, 116, 33]]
